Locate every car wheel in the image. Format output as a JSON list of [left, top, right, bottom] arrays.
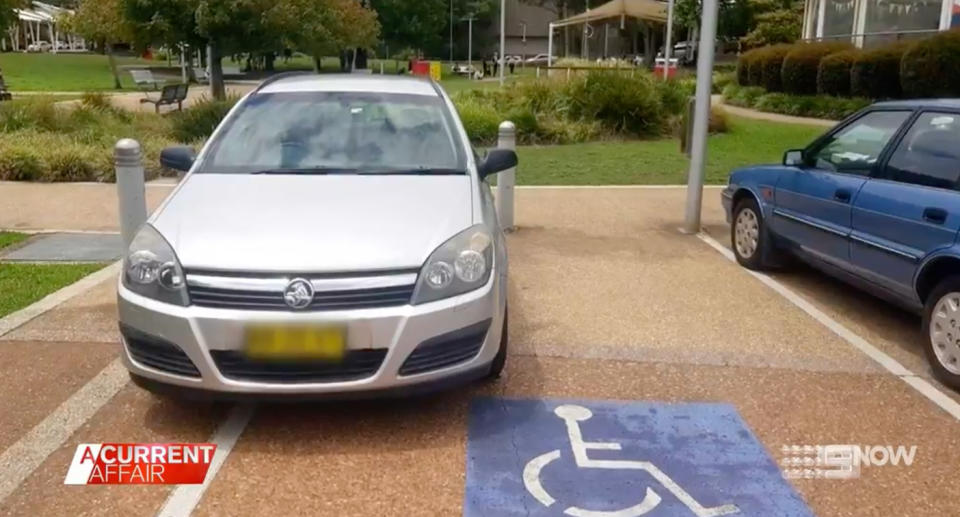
[[486, 308, 508, 379], [922, 277, 960, 390], [731, 197, 777, 270]]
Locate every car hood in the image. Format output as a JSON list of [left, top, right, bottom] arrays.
[[152, 174, 474, 272]]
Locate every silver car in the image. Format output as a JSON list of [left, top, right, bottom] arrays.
[[118, 74, 516, 398]]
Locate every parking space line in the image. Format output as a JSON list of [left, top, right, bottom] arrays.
[[514, 185, 725, 190], [157, 404, 255, 517], [697, 232, 960, 421], [0, 261, 121, 338], [0, 358, 128, 502]]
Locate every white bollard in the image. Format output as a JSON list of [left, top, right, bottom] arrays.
[[496, 121, 516, 232], [115, 138, 147, 250]]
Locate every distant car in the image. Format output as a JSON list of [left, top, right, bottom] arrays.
[[119, 74, 516, 399], [723, 100, 960, 389], [525, 53, 552, 65], [505, 55, 523, 64], [26, 41, 51, 53]]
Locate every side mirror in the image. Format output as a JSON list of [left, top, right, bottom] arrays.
[[160, 146, 196, 172], [783, 149, 804, 167], [478, 148, 518, 179]]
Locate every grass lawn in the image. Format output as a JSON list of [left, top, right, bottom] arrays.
[[0, 231, 29, 251], [0, 53, 153, 91], [0, 263, 105, 318], [515, 116, 825, 185]]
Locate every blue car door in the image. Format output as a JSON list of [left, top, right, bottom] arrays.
[[850, 111, 960, 301], [772, 110, 912, 266]]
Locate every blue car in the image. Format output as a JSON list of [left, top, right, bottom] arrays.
[[722, 100, 960, 389]]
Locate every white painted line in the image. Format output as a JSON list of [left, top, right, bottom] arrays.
[[0, 261, 122, 338], [697, 232, 960, 421], [0, 229, 121, 235], [0, 358, 129, 502], [514, 185, 725, 190], [157, 404, 255, 517]]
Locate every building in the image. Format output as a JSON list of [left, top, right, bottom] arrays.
[[802, 0, 960, 47], [2, 1, 86, 53]]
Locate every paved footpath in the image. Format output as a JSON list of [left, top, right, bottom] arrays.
[[0, 187, 957, 516]]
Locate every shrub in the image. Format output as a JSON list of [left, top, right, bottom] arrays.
[[713, 71, 736, 93], [817, 49, 860, 96], [455, 95, 502, 145], [756, 44, 794, 92], [722, 83, 766, 107], [566, 71, 667, 136], [851, 42, 911, 99], [0, 146, 44, 180], [782, 42, 852, 95], [80, 91, 112, 110], [901, 30, 960, 98], [169, 94, 241, 142], [709, 105, 729, 133]]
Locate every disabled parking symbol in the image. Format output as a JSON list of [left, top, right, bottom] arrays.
[[465, 398, 813, 517]]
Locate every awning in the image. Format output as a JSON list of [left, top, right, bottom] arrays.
[[551, 0, 669, 27]]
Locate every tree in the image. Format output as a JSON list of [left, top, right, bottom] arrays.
[[371, 0, 447, 57], [740, 1, 802, 48], [0, 0, 27, 35], [63, 0, 134, 89]]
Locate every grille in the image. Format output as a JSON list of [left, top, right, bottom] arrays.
[[399, 319, 491, 376], [121, 324, 201, 378], [185, 270, 417, 311], [211, 349, 387, 383]]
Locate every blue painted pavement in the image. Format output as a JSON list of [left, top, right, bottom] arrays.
[[464, 397, 813, 517]]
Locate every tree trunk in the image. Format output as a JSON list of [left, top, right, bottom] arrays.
[[355, 48, 367, 70], [106, 42, 122, 90], [314, 55, 322, 72], [264, 52, 275, 71], [208, 41, 225, 101]]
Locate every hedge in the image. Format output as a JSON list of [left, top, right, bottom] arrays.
[[817, 49, 860, 96], [850, 42, 911, 99], [901, 29, 960, 98], [722, 83, 871, 120], [757, 44, 793, 92], [782, 42, 852, 95], [736, 49, 757, 85]]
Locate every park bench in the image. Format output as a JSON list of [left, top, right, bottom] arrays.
[[130, 69, 160, 92], [139, 83, 189, 113]]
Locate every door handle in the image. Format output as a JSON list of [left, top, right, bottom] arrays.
[[834, 189, 852, 203], [923, 207, 948, 224]]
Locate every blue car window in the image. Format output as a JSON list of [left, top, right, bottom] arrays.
[[809, 111, 910, 175], [886, 112, 960, 191]]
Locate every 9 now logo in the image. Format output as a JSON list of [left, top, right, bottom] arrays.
[[781, 444, 917, 480]]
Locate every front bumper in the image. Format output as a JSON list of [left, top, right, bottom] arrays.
[[117, 271, 504, 397]]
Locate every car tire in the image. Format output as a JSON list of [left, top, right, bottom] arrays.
[[922, 277, 960, 390], [486, 308, 508, 379], [731, 197, 779, 271]]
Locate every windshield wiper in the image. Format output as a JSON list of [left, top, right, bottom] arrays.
[[250, 167, 360, 175], [355, 167, 466, 175]]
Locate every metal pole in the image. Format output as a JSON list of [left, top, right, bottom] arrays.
[[664, 0, 675, 79], [115, 139, 147, 249], [499, 0, 506, 86], [604, 23, 609, 58], [450, 0, 454, 63], [547, 23, 555, 67], [468, 17, 473, 76], [496, 121, 516, 231], [682, 0, 719, 234]]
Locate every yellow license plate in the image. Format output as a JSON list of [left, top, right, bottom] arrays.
[[244, 325, 346, 361]]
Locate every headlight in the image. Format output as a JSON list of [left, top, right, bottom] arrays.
[[412, 225, 493, 304], [122, 224, 189, 306]]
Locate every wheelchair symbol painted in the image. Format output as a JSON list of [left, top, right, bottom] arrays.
[[522, 405, 741, 517]]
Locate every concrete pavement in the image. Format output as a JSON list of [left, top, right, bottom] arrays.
[[0, 187, 957, 516]]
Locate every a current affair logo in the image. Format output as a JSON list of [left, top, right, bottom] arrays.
[[64, 443, 217, 485]]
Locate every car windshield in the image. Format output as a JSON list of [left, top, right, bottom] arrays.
[[198, 91, 466, 174]]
